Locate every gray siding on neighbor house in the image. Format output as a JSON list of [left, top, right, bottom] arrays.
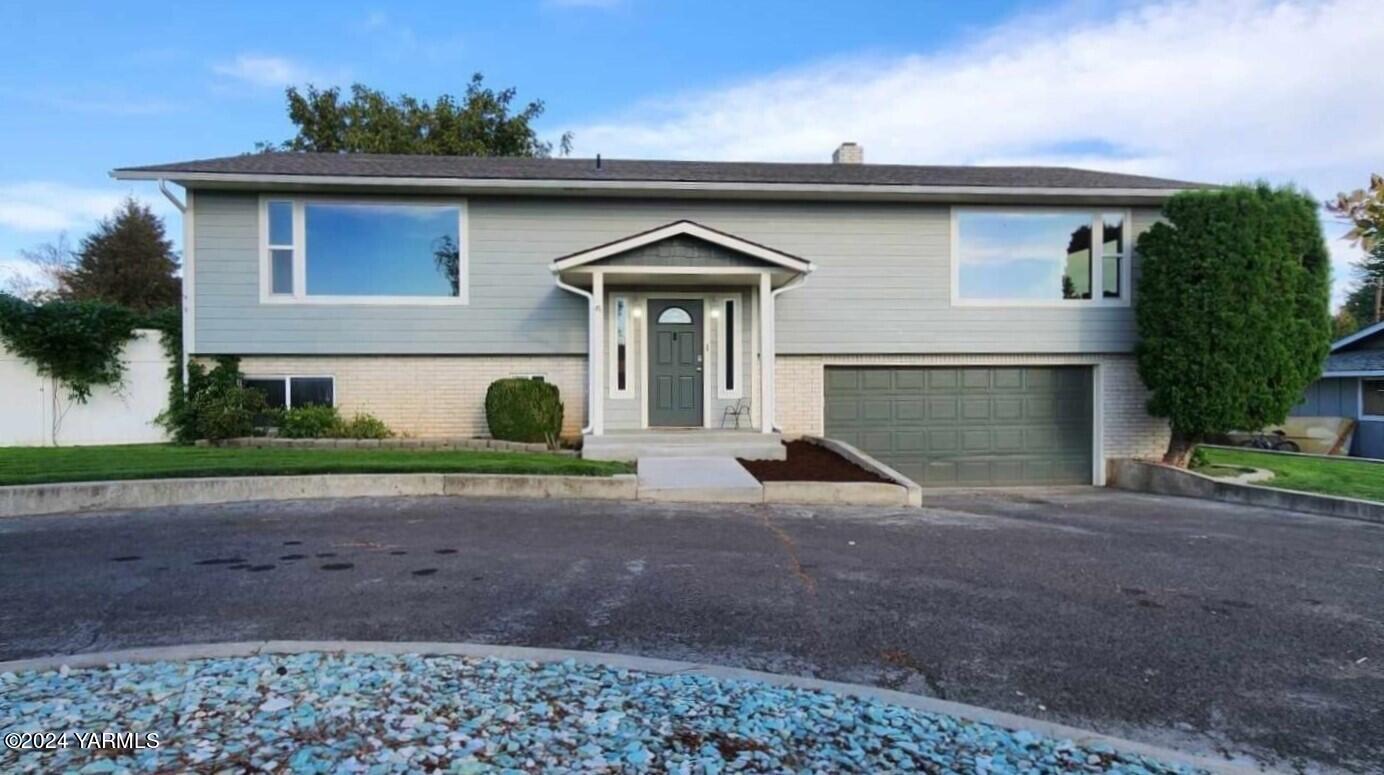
[[1292, 377, 1358, 417], [191, 191, 1159, 356], [1292, 376, 1384, 459], [593, 235, 777, 268]]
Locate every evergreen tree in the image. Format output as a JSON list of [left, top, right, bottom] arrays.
[[1135, 183, 1332, 466], [64, 198, 180, 313]]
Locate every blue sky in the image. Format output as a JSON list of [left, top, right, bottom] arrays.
[[1, 0, 1379, 305]]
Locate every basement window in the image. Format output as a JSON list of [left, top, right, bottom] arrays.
[[242, 376, 335, 409]]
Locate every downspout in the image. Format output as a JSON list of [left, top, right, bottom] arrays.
[[767, 272, 811, 433], [157, 180, 191, 394], [158, 179, 186, 213], [555, 275, 597, 435]]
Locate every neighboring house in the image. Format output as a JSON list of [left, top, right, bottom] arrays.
[[112, 144, 1200, 486], [1292, 320, 1384, 459]]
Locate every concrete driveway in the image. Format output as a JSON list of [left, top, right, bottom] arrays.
[[0, 490, 1379, 771]]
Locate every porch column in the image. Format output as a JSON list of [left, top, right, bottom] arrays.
[[759, 272, 775, 434], [591, 270, 605, 435]]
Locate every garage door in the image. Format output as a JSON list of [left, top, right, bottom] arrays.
[[825, 366, 1093, 486]]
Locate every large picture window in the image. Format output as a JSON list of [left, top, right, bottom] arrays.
[[261, 198, 466, 304], [954, 209, 1129, 304], [242, 376, 335, 409]]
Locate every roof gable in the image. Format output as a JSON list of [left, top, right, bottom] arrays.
[[551, 221, 813, 274], [1332, 319, 1384, 352]]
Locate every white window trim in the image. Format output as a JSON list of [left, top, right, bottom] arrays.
[[716, 293, 745, 399], [258, 194, 469, 306], [608, 294, 634, 399], [1361, 377, 1384, 421], [949, 206, 1133, 308], [242, 375, 336, 409]]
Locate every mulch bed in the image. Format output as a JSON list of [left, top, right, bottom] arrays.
[[739, 440, 890, 483]]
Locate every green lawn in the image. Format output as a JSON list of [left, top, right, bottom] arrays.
[[0, 444, 632, 486], [1197, 447, 1384, 503]]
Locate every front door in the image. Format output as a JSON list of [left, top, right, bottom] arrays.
[[648, 299, 703, 426]]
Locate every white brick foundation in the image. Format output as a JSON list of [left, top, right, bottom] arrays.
[[774, 354, 1170, 463], [231, 356, 588, 439]]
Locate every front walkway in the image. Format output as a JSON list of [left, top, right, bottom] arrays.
[[636, 456, 763, 502], [0, 491, 1379, 770]]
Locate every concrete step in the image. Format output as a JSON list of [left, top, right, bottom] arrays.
[[582, 432, 785, 462]]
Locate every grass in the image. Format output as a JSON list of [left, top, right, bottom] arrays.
[[0, 444, 632, 486], [1196, 446, 1384, 503]]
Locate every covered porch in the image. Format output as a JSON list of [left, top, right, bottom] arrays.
[[551, 220, 812, 459]]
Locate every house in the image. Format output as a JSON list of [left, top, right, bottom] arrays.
[[1291, 320, 1384, 458], [112, 144, 1200, 486]]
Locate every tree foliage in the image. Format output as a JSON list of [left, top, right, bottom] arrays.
[[1328, 172, 1384, 251], [0, 294, 140, 402], [65, 198, 181, 313], [266, 74, 571, 157], [1134, 183, 1332, 465]]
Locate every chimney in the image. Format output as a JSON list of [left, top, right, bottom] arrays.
[[832, 142, 863, 164]]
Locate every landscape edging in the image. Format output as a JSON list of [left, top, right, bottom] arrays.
[[1106, 458, 1384, 525], [0, 640, 1248, 775]]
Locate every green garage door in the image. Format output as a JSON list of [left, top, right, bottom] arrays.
[[825, 366, 1093, 486]]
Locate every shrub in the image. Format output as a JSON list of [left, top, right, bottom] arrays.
[[485, 378, 563, 447], [191, 380, 266, 441], [338, 412, 393, 439], [159, 357, 252, 443], [1135, 183, 1331, 466], [277, 405, 342, 439]]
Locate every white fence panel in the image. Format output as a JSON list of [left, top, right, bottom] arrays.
[[0, 329, 171, 446]]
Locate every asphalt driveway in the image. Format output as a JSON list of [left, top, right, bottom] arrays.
[[0, 490, 1379, 771]]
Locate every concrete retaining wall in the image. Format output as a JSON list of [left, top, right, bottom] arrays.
[[803, 435, 923, 507], [0, 474, 638, 518], [1106, 459, 1384, 525], [215, 437, 574, 455], [761, 481, 910, 507]]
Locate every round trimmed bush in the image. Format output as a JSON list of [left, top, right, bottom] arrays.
[[485, 378, 564, 447]]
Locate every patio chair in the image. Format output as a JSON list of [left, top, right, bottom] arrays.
[[720, 398, 752, 429]]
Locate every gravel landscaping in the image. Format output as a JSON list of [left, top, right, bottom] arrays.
[[0, 652, 1194, 773]]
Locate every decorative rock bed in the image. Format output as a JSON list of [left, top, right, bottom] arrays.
[[0, 652, 1193, 773]]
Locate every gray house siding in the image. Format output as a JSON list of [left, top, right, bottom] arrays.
[[191, 191, 587, 355], [1291, 376, 1384, 458], [191, 191, 1158, 356], [1292, 377, 1357, 416]]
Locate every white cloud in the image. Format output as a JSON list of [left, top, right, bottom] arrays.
[[565, 0, 1383, 304], [0, 182, 177, 233], [212, 54, 337, 89]]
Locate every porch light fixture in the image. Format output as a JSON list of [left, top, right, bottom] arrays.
[[710, 308, 720, 319], [631, 306, 642, 318]]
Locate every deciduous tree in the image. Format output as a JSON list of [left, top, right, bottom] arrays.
[[265, 74, 571, 157]]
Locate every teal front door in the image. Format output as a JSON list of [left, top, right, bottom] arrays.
[[648, 299, 703, 426]]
